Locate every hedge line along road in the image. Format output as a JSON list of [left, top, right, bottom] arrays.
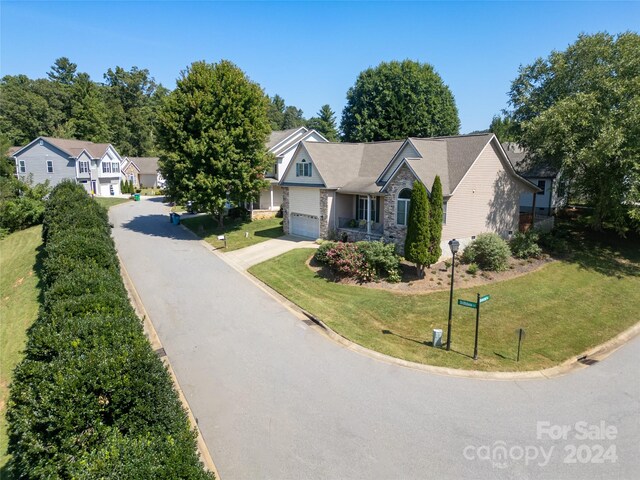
[[110, 197, 639, 480]]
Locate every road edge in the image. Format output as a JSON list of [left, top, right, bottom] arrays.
[[118, 253, 221, 479]]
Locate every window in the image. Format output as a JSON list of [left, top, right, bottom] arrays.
[[112, 162, 120, 173], [537, 180, 546, 195], [79, 161, 89, 173], [46, 160, 54, 173], [102, 162, 111, 174], [295, 159, 312, 177], [356, 196, 380, 223], [396, 188, 412, 225], [128, 174, 135, 183], [18, 160, 26, 173], [442, 201, 447, 225]]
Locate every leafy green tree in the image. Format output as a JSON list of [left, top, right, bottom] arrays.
[[341, 60, 460, 142], [0, 134, 15, 177], [65, 73, 111, 143], [508, 32, 640, 234], [157, 60, 272, 226], [427, 176, 443, 266], [404, 180, 430, 277], [267, 94, 306, 130], [47, 57, 77, 85], [489, 115, 518, 142], [307, 104, 339, 141]]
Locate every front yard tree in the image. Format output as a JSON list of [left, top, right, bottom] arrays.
[[427, 176, 443, 266], [307, 104, 339, 141], [508, 32, 640, 234], [157, 60, 272, 226], [404, 180, 431, 278], [341, 60, 460, 142]]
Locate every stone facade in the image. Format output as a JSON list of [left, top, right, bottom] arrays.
[[282, 187, 290, 234], [381, 164, 419, 254], [336, 228, 383, 243], [319, 189, 330, 238]]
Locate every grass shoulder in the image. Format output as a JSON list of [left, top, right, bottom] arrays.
[[93, 196, 131, 209], [249, 228, 639, 372], [182, 215, 283, 252], [0, 226, 42, 468]]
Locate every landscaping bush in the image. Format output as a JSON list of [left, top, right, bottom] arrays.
[[356, 241, 401, 282], [6, 183, 212, 479], [314, 240, 400, 282], [538, 230, 571, 255], [510, 231, 543, 259], [314, 241, 338, 263], [461, 233, 511, 271], [324, 242, 369, 280], [466, 263, 479, 275], [0, 176, 50, 233]]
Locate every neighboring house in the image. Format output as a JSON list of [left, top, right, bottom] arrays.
[[280, 133, 539, 258], [502, 143, 566, 216], [122, 157, 164, 188], [11, 137, 124, 196], [256, 127, 328, 211]]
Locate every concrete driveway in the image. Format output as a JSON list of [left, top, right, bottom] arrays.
[[110, 197, 639, 480], [224, 234, 318, 270]]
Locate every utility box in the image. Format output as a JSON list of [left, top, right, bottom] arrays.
[[433, 329, 443, 348]]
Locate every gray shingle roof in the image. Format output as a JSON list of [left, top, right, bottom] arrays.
[[128, 157, 159, 174], [502, 142, 559, 178], [266, 128, 306, 150]]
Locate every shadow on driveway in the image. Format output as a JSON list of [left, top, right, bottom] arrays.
[[121, 214, 196, 240]]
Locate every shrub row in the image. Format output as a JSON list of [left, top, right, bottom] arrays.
[[7, 181, 212, 479], [314, 240, 401, 282]]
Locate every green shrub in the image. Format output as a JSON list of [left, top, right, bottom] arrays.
[[315, 241, 400, 282], [510, 231, 543, 259], [314, 241, 338, 263], [0, 176, 50, 233], [466, 263, 479, 275], [538, 231, 570, 255], [356, 241, 401, 281], [462, 233, 511, 271]]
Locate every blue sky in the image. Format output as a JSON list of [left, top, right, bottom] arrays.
[[1, 1, 638, 133]]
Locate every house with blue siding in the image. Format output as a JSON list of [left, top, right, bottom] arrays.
[[11, 137, 124, 196]]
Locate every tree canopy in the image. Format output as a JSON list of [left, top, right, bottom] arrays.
[[508, 32, 640, 233], [489, 115, 517, 143], [306, 104, 339, 141], [157, 60, 272, 225], [267, 94, 306, 130], [341, 60, 460, 142]]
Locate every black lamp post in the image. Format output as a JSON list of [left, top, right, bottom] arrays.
[[446, 238, 459, 351]]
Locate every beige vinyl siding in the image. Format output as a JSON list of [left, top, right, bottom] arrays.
[[442, 141, 524, 243], [380, 142, 419, 183], [139, 173, 158, 188], [289, 187, 320, 216]]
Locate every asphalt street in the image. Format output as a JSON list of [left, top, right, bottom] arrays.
[[110, 197, 639, 480]]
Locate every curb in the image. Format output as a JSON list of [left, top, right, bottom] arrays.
[[118, 254, 220, 479], [176, 221, 640, 381]]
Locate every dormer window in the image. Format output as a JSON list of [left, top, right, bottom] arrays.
[[296, 159, 312, 177]]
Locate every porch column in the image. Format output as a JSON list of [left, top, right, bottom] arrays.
[[270, 185, 274, 210], [531, 191, 537, 228], [367, 194, 372, 236]]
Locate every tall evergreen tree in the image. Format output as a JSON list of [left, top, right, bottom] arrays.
[[65, 73, 111, 143], [157, 60, 272, 226], [427, 176, 443, 266], [267, 94, 306, 130], [404, 180, 430, 278], [307, 104, 339, 141], [47, 57, 77, 85]]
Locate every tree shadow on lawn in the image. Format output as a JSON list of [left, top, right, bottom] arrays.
[[121, 214, 199, 240], [253, 225, 284, 239], [555, 222, 640, 278]]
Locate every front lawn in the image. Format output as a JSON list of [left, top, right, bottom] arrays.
[[93, 196, 131, 208], [249, 228, 640, 371], [182, 215, 283, 252], [0, 226, 42, 468]]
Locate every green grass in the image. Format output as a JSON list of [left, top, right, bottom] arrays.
[[93, 197, 131, 208], [249, 226, 640, 372], [182, 215, 283, 252], [0, 226, 43, 468]]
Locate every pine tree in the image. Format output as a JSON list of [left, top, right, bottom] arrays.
[[307, 104, 339, 141], [404, 180, 430, 278], [427, 176, 443, 266]]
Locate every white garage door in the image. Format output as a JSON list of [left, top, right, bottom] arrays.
[[290, 214, 319, 239]]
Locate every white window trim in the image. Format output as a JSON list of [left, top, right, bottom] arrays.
[[79, 161, 89, 174], [112, 162, 120, 172], [443, 201, 447, 225], [102, 162, 111, 174], [46, 160, 54, 173], [396, 189, 412, 226], [18, 160, 26, 173], [295, 159, 312, 177]]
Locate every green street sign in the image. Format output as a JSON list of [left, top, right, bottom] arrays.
[[458, 299, 477, 309], [479, 295, 490, 304]]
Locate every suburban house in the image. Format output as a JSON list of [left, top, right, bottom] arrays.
[[255, 127, 328, 212], [12, 137, 124, 196], [280, 133, 539, 258], [122, 156, 164, 189], [502, 142, 566, 216]]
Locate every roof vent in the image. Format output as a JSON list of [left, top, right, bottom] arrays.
[[39, 139, 44, 146]]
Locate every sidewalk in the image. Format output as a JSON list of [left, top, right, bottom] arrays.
[[223, 234, 318, 270]]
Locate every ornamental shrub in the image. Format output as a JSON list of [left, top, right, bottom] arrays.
[[324, 242, 370, 280], [510, 231, 543, 259], [314, 241, 338, 263], [356, 241, 401, 281], [404, 181, 430, 277], [461, 233, 511, 271]]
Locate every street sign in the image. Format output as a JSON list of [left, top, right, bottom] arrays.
[[479, 295, 490, 303], [458, 299, 477, 309]]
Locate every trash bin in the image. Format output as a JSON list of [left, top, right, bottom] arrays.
[[133, 193, 140, 201], [432, 328, 443, 348], [169, 212, 175, 222], [172, 213, 181, 225]]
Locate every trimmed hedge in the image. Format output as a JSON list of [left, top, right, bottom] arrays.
[[6, 182, 212, 479]]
